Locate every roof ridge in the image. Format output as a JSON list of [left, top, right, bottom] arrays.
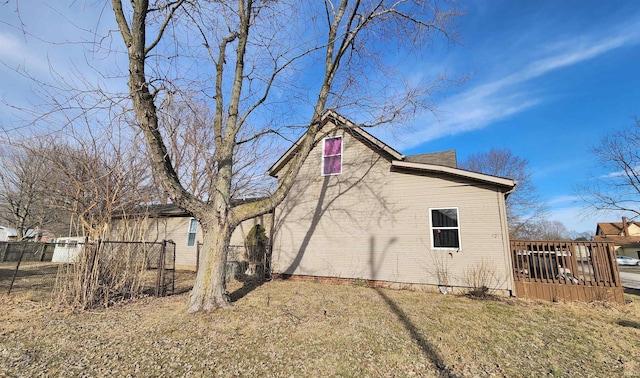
[[267, 111, 403, 177]]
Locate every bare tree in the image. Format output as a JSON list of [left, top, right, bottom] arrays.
[[459, 148, 547, 238], [157, 94, 276, 201], [516, 219, 570, 241], [109, 0, 462, 312], [578, 118, 640, 218], [3, 0, 461, 311], [158, 96, 218, 200], [41, 127, 156, 239], [0, 143, 65, 239], [570, 230, 593, 241]]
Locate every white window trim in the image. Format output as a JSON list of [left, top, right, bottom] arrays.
[[187, 218, 197, 247], [321, 135, 343, 176], [429, 207, 462, 251]]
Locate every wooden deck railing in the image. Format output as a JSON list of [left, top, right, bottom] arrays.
[[510, 240, 624, 304]]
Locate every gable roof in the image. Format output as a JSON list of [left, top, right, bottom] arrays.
[[267, 111, 516, 191], [596, 221, 640, 236], [267, 111, 404, 177], [405, 150, 457, 168]]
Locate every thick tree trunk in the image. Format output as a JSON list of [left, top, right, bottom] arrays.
[[187, 218, 234, 312], [109, 0, 461, 313]]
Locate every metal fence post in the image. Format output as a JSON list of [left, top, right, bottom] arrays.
[[156, 240, 167, 297], [171, 241, 175, 295], [7, 243, 27, 295]]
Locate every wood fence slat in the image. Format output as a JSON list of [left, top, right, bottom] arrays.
[[510, 240, 624, 304]]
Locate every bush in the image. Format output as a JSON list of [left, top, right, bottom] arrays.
[[464, 260, 502, 299], [53, 242, 156, 309], [244, 224, 269, 279]]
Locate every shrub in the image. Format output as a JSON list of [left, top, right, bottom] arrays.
[[244, 224, 269, 279], [464, 260, 501, 299], [53, 242, 155, 309]]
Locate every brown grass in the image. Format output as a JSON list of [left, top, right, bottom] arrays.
[[1, 280, 639, 377], [1, 262, 197, 304]]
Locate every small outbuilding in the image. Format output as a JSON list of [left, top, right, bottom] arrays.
[[51, 236, 86, 263]]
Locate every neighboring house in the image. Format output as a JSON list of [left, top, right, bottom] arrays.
[[37, 230, 57, 243], [111, 200, 273, 270], [0, 226, 18, 242], [267, 111, 517, 294], [594, 217, 640, 259], [22, 228, 56, 242], [0, 226, 54, 242]]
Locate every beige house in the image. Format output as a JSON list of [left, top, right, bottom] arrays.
[[268, 112, 517, 294], [594, 217, 640, 258], [111, 201, 272, 270]]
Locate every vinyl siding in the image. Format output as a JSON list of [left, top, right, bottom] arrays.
[[272, 123, 513, 291], [628, 224, 640, 236], [112, 213, 273, 270]]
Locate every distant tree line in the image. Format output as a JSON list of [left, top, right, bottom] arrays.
[[459, 148, 593, 241], [0, 99, 271, 241], [0, 126, 155, 240]]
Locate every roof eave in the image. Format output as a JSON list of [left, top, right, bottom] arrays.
[[391, 160, 517, 189]]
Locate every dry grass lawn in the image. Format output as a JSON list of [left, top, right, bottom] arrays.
[[1, 279, 639, 377]]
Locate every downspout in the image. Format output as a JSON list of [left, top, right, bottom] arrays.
[[499, 184, 517, 295]]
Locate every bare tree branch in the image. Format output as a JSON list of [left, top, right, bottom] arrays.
[[459, 148, 548, 238], [577, 118, 640, 219]]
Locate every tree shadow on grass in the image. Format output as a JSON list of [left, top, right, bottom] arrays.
[[228, 277, 265, 302], [617, 319, 640, 329], [368, 237, 460, 378], [375, 288, 461, 378], [623, 287, 640, 296]]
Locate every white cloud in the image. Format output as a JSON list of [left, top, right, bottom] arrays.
[[391, 16, 640, 150], [547, 195, 581, 206], [0, 32, 49, 72], [547, 205, 601, 234], [600, 165, 640, 179], [0, 3, 127, 130], [548, 200, 633, 234]]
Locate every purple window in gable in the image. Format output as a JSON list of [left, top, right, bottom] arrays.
[[322, 136, 342, 175]]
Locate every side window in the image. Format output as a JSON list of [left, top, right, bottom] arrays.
[[430, 208, 461, 249], [187, 218, 198, 246], [322, 136, 342, 175]]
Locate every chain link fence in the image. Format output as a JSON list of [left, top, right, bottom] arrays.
[[197, 243, 271, 281], [1, 240, 179, 304], [0, 242, 57, 301]]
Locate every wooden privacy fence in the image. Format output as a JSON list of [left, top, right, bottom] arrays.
[[511, 240, 624, 304], [0, 242, 55, 262]]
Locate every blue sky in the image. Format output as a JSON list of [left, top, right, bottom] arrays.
[[1, 1, 640, 234], [374, 0, 640, 234]]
